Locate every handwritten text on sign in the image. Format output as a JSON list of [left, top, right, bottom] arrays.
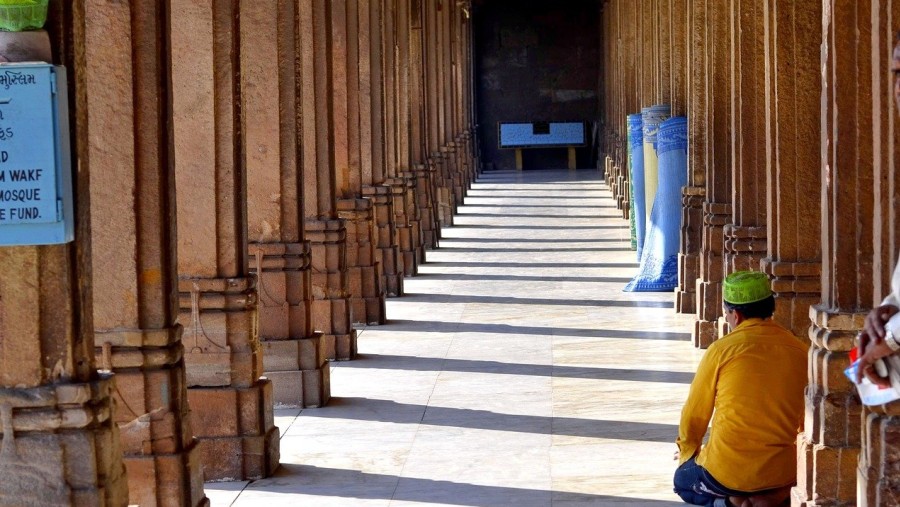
[[0, 68, 58, 225]]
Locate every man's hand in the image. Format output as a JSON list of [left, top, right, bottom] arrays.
[[863, 304, 899, 342], [856, 305, 900, 383], [856, 329, 895, 387]]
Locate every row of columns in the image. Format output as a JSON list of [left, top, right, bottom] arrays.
[[599, 0, 900, 505], [1, 0, 479, 505]]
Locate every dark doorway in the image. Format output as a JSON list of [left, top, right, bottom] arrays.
[[473, 1, 601, 171]]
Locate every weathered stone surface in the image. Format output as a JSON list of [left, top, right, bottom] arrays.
[[170, 0, 278, 482], [80, 1, 208, 503]]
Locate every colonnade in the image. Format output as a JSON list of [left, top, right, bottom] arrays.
[[599, 1, 900, 505], [0, 0, 478, 505]]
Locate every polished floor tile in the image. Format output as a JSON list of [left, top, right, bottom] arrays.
[[212, 169, 703, 506]]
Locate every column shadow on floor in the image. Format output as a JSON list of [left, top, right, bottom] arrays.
[[434, 246, 634, 253], [400, 293, 673, 309], [301, 398, 678, 443], [423, 261, 639, 268], [449, 224, 627, 230], [454, 212, 615, 219], [438, 237, 626, 243], [241, 464, 684, 506], [381, 320, 691, 341], [345, 354, 694, 384], [460, 203, 618, 209], [418, 273, 634, 283]]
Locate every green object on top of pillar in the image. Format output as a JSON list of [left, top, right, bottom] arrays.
[[0, 0, 47, 32]]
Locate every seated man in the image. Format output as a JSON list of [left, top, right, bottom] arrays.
[[673, 271, 807, 506]]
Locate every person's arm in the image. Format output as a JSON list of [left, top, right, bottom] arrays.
[[676, 348, 719, 465]]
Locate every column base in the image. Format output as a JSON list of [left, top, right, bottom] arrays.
[[123, 443, 208, 507], [793, 434, 859, 507], [187, 380, 279, 481], [678, 187, 705, 314], [261, 336, 331, 408], [347, 265, 387, 325], [310, 296, 358, 360], [674, 287, 696, 314], [0, 375, 129, 507], [178, 276, 262, 388], [319, 330, 359, 361], [305, 219, 358, 360]]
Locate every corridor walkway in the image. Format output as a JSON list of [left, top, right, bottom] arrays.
[[207, 169, 702, 506]]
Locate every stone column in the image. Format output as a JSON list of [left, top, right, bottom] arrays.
[[332, 0, 387, 326], [668, 0, 688, 117], [676, 0, 705, 314], [360, 0, 405, 298], [723, 0, 767, 300], [243, 0, 330, 408], [170, 0, 278, 480], [301, 0, 358, 360], [411, 0, 442, 249], [83, 2, 206, 504], [795, 1, 873, 504], [759, 1, 821, 340], [857, 2, 900, 505], [693, 0, 732, 348], [426, 0, 454, 228], [0, 14, 128, 506], [388, 0, 426, 276]]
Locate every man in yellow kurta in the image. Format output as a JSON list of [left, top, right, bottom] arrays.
[[673, 271, 807, 506]]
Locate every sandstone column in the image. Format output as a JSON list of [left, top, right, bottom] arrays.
[[360, 0, 405, 298], [170, 0, 279, 480], [857, 2, 900, 504], [389, 0, 426, 277], [84, 1, 206, 504], [332, 0, 387, 325], [759, 1, 821, 340], [301, 0, 358, 360], [676, 0, 705, 315], [693, 0, 732, 348], [796, 1, 873, 503], [242, 0, 330, 408], [412, 0, 442, 249], [668, 0, 688, 117], [386, 0, 426, 277], [0, 11, 128, 505], [723, 0, 767, 311]]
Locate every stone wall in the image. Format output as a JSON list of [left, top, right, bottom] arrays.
[[474, 0, 600, 170]]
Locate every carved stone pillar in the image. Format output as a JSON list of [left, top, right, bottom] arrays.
[[301, 0, 358, 360], [391, 0, 426, 273], [723, 0, 767, 306], [668, 0, 688, 117], [170, 0, 278, 480], [361, 0, 404, 298], [760, 1, 821, 340], [243, 1, 329, 408], [332, 0, 387, 326], [857, 1, 900, 505], [0, 9, 128, 507], [676, 0, 707, 315], [794, 1, 872, 504], [81, 2, 206, 504], [693, 0, 732, 348], [0, 14, 128, 506]]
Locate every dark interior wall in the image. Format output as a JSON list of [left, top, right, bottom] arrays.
[[474, 1, 600, 171]]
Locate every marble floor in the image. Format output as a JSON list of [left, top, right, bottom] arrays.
[[207, 169, 704, 506]]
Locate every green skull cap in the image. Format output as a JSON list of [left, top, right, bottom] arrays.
[[723, 270, 772, 305]]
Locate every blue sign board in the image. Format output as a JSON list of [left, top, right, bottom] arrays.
[[498, 121, 586, 148], [0, 64, 73, 246]]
